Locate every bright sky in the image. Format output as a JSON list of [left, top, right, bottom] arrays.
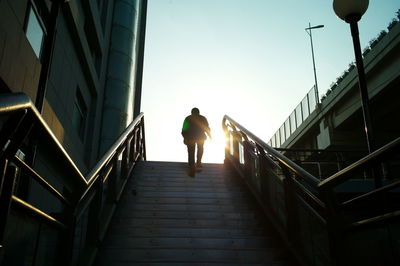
[[141, 0, 400, 163]]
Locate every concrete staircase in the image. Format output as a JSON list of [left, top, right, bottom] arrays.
[[95, 161, 297, 265]]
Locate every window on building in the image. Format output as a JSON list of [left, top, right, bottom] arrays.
[[72, 89, 87, 141], [84, 17, 102, 75], [25, 5, 44, 59]]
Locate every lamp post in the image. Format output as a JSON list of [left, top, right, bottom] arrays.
[[333, 0, 375, 153], [305, 23, 324, 105]]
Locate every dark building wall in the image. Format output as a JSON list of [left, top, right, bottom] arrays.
[[0, 0, 146, 173], [42, 0, 115, 172], [0, 0, 41, 100]]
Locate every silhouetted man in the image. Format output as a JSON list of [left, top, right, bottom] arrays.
[[181, 108, 211, 176]]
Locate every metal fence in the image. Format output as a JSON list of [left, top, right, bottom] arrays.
[[269, 86, 317, 147]]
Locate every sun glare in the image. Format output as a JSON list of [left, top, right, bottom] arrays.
[[201, 129, 226, 163]]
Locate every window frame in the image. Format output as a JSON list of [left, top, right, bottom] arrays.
[[23, 2, 46, 60]]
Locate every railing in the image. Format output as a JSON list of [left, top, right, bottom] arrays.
[[275, 147, 367, 180], [269, 86, 318, 148], [0, 93, 146, 265], [223, 115, 400, 266]]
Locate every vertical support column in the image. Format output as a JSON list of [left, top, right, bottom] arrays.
[[100, 0, 141, 154], [133, 0, 148, 118]]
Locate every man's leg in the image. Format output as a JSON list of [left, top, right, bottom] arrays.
[[196, 140, 204, 167], [187, 142, 196, 176], [187, 143, 195, 166]]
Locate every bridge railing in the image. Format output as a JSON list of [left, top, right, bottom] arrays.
[[274, 147, 367, 180], [0, 93, 145, 265], [223, 115, 400, 266]]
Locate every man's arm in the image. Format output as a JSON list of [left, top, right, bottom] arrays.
[[203, 117, 212, 140], [182, 119, 189, 137]]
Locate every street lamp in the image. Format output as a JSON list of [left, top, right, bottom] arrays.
[[333, 0, 375, 153], [305, 23, 324, 105]]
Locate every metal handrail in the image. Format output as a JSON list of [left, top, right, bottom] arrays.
[[11, 196, 67, 230], [0, 93, 146, 265], [223, 115, 321, 187], [12, 156, 71, 206], [319, 136, 400, 189], [222, 114, 400, 266], [0, 93, 87, 186], [82, 113, 144, 195], [88, 113, 144, 183]]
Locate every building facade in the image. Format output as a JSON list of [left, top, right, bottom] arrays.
[[0, 0, 146, 172]]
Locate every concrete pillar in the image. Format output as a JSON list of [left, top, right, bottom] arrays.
[[100, 0, 140, 154]]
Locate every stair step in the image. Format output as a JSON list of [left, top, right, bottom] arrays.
[[109, 216, 266, 229], [113, 209, 261, 220], [96, 162, 296, 265], [116, 202, 257, 212], [96, 263, 290, 266], [105, 226, 267, 238], [132, 185, 246, 193], [120, 195, 256, 206], [96, 247, 284, 264], [103, 236, 275, 249]]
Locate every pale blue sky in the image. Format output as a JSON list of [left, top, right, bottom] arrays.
[[141, 0, 400, 163]]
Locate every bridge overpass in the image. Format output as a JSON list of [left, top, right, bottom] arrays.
[[1, 94, 399, 265]]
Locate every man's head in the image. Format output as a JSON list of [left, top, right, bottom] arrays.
[[191, 107, 200, 115]]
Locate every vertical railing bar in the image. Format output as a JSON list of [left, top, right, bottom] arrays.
[[141, 117, 146, 160], [31, 223, 43, 266], [0, 164, 17, 246]]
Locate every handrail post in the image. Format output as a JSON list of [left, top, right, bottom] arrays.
[[279, 164, 299, 244], [121, 141, 129, 179], [0, 162, 17, 247], [108, 156, 119, 202], [222, 121, 230, 164], [130, 130, 138, 163], [86, 177, 103, 252], [243, 140, 252, 179], [140, 117, 146, 161], [232, 131, 241, 165], [61, 215, 76, 266], [256, 145, 271, 205], [321, 187, 344, 266]]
